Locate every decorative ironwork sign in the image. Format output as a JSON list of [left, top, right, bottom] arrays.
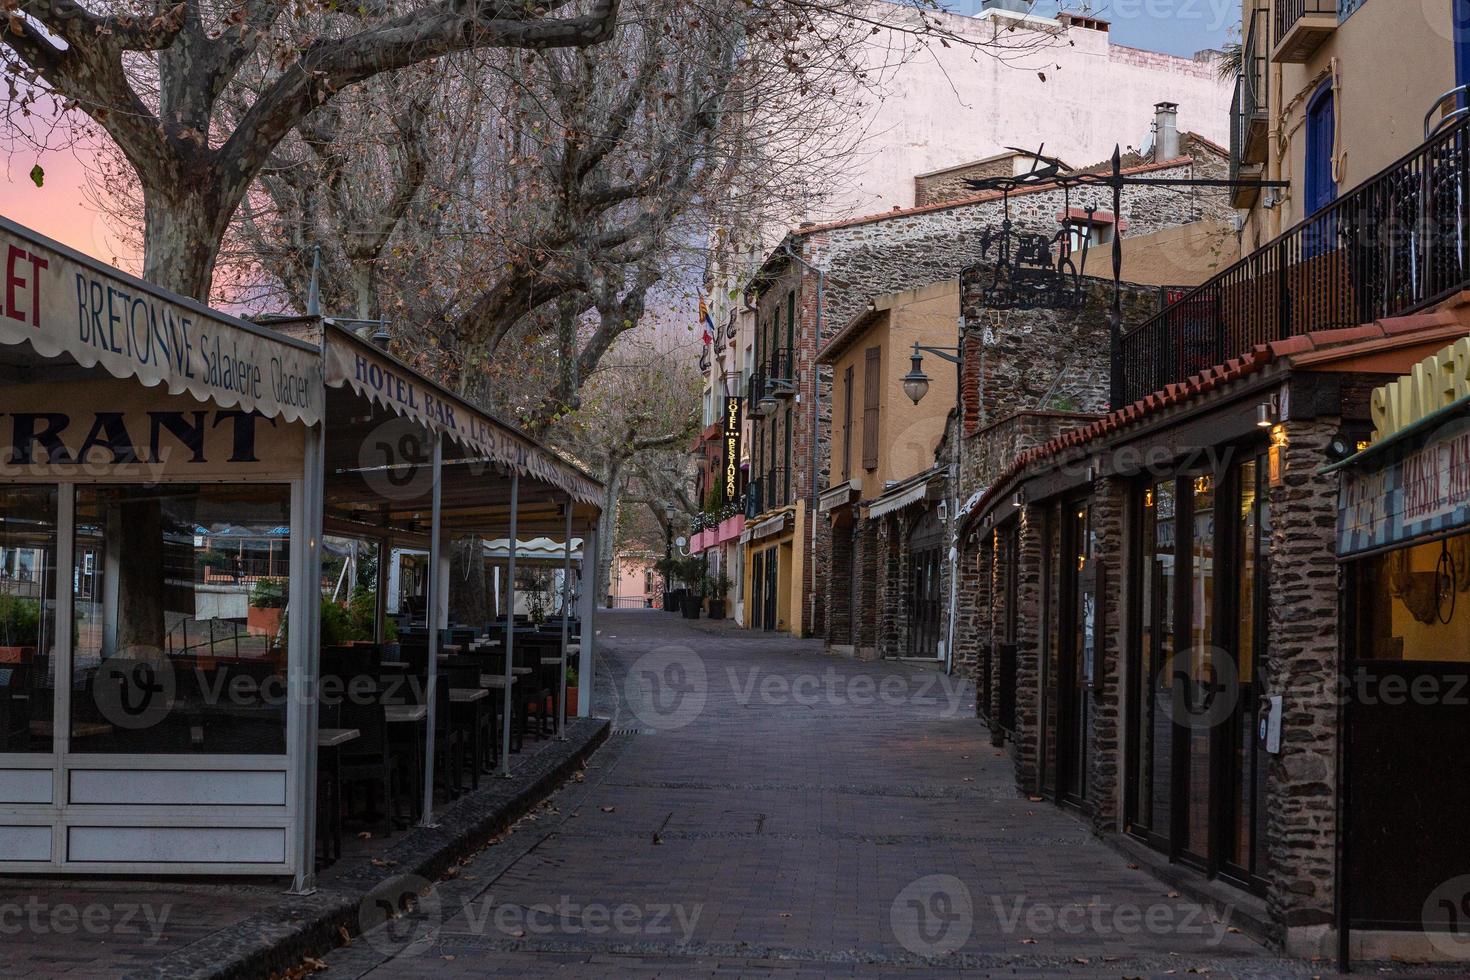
[[964, 147, 1095, 311]]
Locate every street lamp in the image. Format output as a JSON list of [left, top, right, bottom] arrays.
[[902, 340, 960, 406], [902, 344, 931, 406], [757, 393, 779, 418]]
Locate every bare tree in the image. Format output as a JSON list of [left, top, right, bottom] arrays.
[[551, 330, 699, 604], [2, 0, 620, 296]]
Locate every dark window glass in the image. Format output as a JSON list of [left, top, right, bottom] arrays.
[[0, 486, 58, 753], [71, 485, 291, 755]]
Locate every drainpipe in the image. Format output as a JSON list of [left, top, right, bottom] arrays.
[[944, 319, 964, 676], [780, 241, 824, 638]]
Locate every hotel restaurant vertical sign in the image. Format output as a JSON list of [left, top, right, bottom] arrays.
[[723, 397, 742, 503], [0, 216, 321, 427]]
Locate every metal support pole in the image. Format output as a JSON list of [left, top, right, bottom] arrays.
[[1109, 145, 1125, 412], [577, 523, 597, 718], [557, 499, 574, 740], [500, 472, 519, 776], [374, 534, 390, 643], [419, 433, 443, 826], [289, 420, 325, 894]]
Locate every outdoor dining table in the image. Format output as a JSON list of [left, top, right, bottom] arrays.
[[315, 727, 360, 866]]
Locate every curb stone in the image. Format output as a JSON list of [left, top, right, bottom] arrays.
[[121, 717, 610, 980]]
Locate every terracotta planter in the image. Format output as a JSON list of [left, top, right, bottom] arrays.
[[0, 646, 34, 664], [247, 606, 284, 638], [565, 687, 578, 715]]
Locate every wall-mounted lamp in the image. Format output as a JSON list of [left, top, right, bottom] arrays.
[[902, 343, 931, 406], [1012, 491, 1025, 509], [866, 299, 877, 313], [757, 394, 779, 418], [1256, 394, 1280, 429]]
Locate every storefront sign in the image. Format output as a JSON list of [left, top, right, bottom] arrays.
[[1370, 335, 1470, 443], [722, 397, 742, 503], [0, 217, 321, 426], [0, 380, 305, 480], [323, 329, 602, 504], [1339, 415, 1470, 557]]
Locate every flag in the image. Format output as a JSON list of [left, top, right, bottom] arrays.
[[699, 295, 716, 345]]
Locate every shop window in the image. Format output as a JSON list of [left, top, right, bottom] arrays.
[[1129, 479, 1175, 844], [1351, 533, 1470, 662], [70, 484, 292, 755], [1040, 507, 1061, 797], [0, 486, 58, 753]]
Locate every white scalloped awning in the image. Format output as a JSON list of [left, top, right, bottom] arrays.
[[0, 216, 321, 425], [866, 482, 929, 520], [322, 325, 603, 505]]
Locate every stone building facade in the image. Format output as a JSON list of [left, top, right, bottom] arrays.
[[768, 146, 1235, 649], [951, 309, 1470, 959]]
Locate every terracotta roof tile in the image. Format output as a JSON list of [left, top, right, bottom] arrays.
[[1308, 323, 1385, 346], [1379, 310, 1459, 335]]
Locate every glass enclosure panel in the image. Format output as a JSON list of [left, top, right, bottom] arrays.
[[1185, 474, 1216, 860], [1351, 533, 1470, 662], [1229, 459, 1263, 874], [0, 486, 58, 752], [1041, 509, 1061, 797], [1147, 481, 1176, 837], [1067, 503, 1092, 802], [70, 485, 291, 754], [322, 536, 386, 645]]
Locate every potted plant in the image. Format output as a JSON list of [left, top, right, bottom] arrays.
[[247, 578, 287, 640], [654, 557, 681, 611], [564, 665, 579, 716], [0, 592, 40, 663], [680, 557, 706, 619], [706, 570, 732, 620]]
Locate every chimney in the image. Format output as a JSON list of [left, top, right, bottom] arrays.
[[1153, 102, 1180, 162]]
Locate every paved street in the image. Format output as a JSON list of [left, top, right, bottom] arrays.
[[323, 609, 1327, 978]]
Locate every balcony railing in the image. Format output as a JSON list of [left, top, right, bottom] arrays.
[[744, 467, 790, 517], [1121, 113, 1470, 405], [1273, 0, 1337, 64], [1229, 7, 1268, 208], [765, 346, 794, 398], [746, 371, 766, 406]]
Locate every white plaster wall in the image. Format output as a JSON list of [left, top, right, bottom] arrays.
[[818, 7, 1232, 220]]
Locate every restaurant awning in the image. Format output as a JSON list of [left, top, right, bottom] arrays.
[[483, 537, 585, 562], [317, 321, 600, 505], [866, 468, 946, 521], [0, 215, 321, 424]]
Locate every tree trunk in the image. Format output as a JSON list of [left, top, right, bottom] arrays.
[[141, 177, 231, 301], [448, 536, 490, 628], [595, 464, 623, 608], [112, 496, 166, 656], [351, 261, 377, 322]]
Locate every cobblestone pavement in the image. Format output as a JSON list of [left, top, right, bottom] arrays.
[[326, 609, 1378, 979]]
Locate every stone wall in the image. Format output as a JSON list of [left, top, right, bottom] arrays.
[[1011, 504, 1045, 793], [1085, 475, 1128, 835], [915, 156, 1016, 207], [958, 277, 1165, 438], [1263, 417, 1343, 954]]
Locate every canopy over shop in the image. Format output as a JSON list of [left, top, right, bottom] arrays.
[[0, 217, 602, 891]]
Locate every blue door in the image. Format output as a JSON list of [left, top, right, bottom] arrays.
[[1305, 82, 1336, 216], [1304, 83, 1337, 257], [1456, 0, 1470, 101]]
